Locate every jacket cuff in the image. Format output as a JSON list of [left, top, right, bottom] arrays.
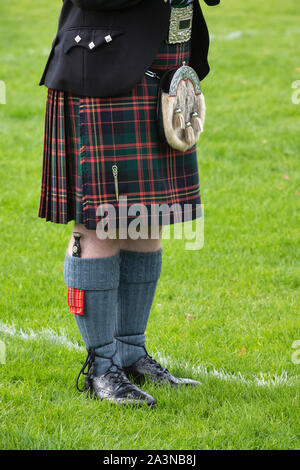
[[70, 0, 142, 11], [203, 0, 220, 5]]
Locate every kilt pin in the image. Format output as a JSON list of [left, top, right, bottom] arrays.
[[38, 38, 202, 229]]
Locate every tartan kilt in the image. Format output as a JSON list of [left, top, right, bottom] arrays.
[[38, 39, 202, 230]]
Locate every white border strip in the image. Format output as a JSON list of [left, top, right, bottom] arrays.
[[0, 321, 297, 388], [0, 321, 84, 351], [155, 351, 296, 388]]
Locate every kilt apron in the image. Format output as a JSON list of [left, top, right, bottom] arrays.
[[38, 36, 202, 230]]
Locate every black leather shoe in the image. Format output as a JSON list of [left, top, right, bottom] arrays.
[[123, 350, 201, 388], [76, 348, 156, 408]]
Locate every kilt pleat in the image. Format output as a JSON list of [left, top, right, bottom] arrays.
[[38, 39, 202, 229]]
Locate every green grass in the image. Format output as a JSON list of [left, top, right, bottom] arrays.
[[0, 0, 299, 450]]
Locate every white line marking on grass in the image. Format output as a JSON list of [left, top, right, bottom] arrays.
[[223, 31, 243, 40], [155, 352, 296, 388], [0, 321, 297, 388], [210, 30, 258, 41], [0, 321, 84, 352]]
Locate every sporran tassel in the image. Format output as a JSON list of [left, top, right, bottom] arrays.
[[184, 122, 195, 146], [191, 112, 203, 135], [173, 108, 185, 130]]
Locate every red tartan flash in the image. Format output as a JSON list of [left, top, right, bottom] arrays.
[[67, 287, 85, 315]]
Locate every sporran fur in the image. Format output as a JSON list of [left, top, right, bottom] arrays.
[[157, 62, 206, 152]]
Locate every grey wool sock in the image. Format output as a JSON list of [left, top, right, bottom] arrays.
[[114, 248, 162, 368], [63, 253, 120, 376]]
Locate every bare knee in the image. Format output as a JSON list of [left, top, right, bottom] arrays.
[[119, 226, 162, 252], [67, 223, 120, 258]]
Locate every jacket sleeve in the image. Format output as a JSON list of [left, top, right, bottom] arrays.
[[203, 0, 220, 5], [70, 0, 143, 10]]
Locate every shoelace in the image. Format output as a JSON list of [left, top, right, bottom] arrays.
[[76, 346, 116, 392], [76, 347, 97, 392], [102, 366, 134, 393], [144, 353, 169, 377]]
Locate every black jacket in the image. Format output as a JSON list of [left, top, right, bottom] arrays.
[[39, 0, 220, 97]]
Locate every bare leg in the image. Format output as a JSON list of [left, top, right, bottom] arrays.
[[119, 226, 162, 252], [67, 223, 120, 258]]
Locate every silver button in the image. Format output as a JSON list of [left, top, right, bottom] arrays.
[[89, 41, 95, 49], [105, 35, 112, 43], [75, 35, 81, 43]]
